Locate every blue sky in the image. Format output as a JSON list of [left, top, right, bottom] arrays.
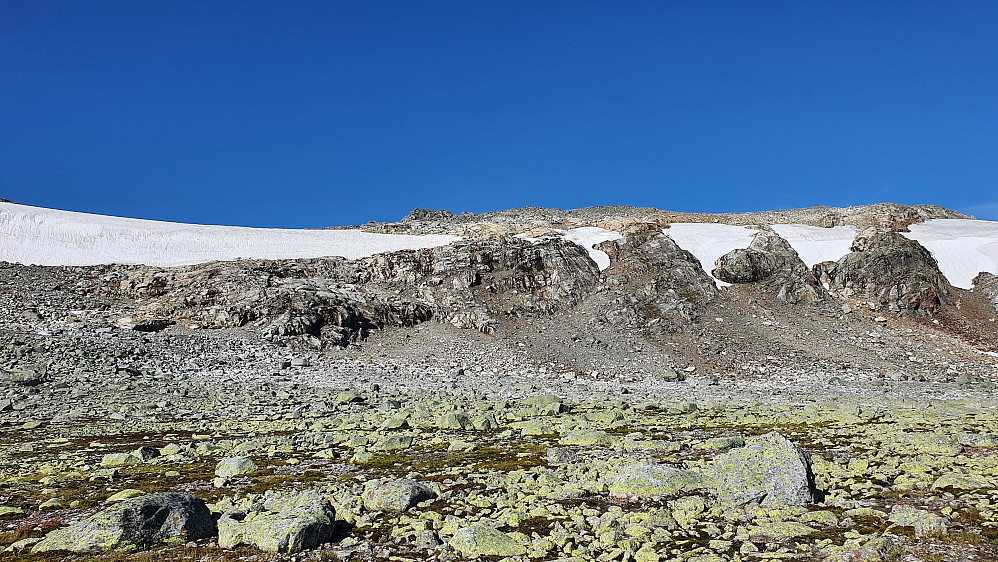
[[2, 1, 997, 227]]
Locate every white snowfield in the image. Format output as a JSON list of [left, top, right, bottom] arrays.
[[0, 202, 460, 267], [904, 219, 998, 290], [558, 227, 623, 271], [769, 224, 858, 268], [664, 223, 757, 286], [1, 203, 996, 290]]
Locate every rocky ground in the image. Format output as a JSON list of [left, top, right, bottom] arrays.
[[2, 204, 998, 561]]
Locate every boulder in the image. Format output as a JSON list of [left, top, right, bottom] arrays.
[[888, 505, 948, 537], [217, 491, 335, 553], [710, 431, 817, 506], [974, 271, 998, 314], [32, 493, 215, 553], [609, 463, 707, 497], [362, 479, 436, 512], [215, 456, 258, 478], [712, 229, 824, 303], [449, 524, 527, 556], [5, 367, 43, 386]]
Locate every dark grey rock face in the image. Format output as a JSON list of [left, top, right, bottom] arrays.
[[32, 493, 215, 553], [974, 272, 998, 314], [712, 229, 824, 304], [817, 228, 951, 317], [597, 223, 717, 333], [90, 236, 599, 346]]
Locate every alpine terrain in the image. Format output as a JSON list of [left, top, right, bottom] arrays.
[[3, 199, 998, 562]]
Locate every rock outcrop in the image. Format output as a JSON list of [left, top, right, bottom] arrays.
[[87, 236, 600, 346], [712, 228, 824, 303], [974, 272, 998, 314], [597, 223, 717, 333], [816, 228, 950, 317]]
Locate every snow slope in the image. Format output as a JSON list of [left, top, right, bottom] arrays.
[[904, 219, 998, 289], [4, 202, 995, 291], [664, 223, 757, 286], [0, 202, 460, 267], [770, 224, 858, 268], [559, 227, 623, 271]]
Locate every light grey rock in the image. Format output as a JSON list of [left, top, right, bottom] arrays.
[[362, 479, 436, 512], [710, 431, 817, 506], [215, 456, 259, 478], [217, 491, 335, 553]]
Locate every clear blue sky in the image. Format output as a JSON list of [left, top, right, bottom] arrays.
[[3, 1, 997, 227]]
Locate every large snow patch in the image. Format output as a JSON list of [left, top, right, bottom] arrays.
[[664, 223, 757, 286], [903, 219, 998, 290], [558, 227, 623, 271], [0, 202, 461, 267], [769, 224, 858, 268]]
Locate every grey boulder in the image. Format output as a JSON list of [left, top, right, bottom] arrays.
[[217, 491, 335, 553], [710, 431, 817, 506], [32, 493, 215, 553]]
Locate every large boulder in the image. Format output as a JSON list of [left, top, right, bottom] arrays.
[[816, 228, 950, 317], [710, 431, 817, 506], [217, 491, 335, 553], [32, 493, 215, 553], [362, 479, 436, 512], [712, 229, 824, 304]]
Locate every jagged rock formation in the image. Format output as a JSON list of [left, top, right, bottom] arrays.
[[86, 237, 600, 347], [815, 228, 950, 317], [402, 208, 454, 222], [368, 202, 967, 237], [595, 223, 717, 333], [712, 228, 824, 304], [974, 272, 998, 314]]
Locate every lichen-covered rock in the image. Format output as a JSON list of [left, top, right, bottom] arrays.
[[449, 524, 527, 556], [931, 472, 989, 491], [888, 505, 948, 537], [712, 228, 824, 303], [710, 431, 817, 506], [32, 493, 215, 553], [746, 521, 817, 539], [817, 228, 950, 316], [820, 536, 899, 562], [215, 456, 258, 478], [362, 479, 436, 512], [609, 463, 706, 497], [217, 491, 335, 553]]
